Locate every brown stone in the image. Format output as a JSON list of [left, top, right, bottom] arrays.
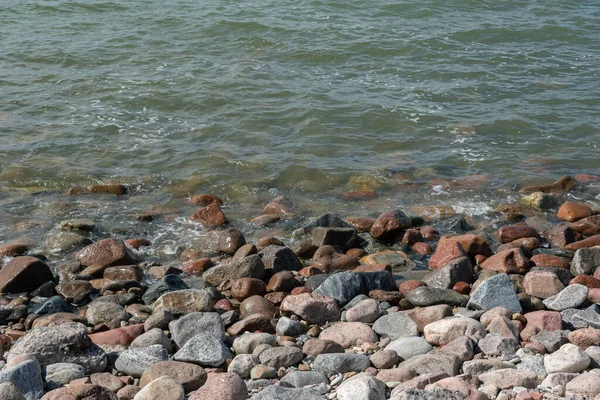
[[404, 304, 453, 332], [346, 248, 366, 258], [453, 281, 470, 295], [239, 295, 277, 319], [214, 299, 233, 312], [412, 242, 433, 255], [227, 314, 274, 336], [76, 238, 139, 269], [530, 254, 570, 269], [148, 266, 182, 279], [140, 361, 207, 393], [90, 372, 125, 393], [231, 278, 267, 301], [214, 228, 245, 255], [189, 194, 223, 206], [124, 238, 151, 250], [565, 234, 600, 251], [68, 184, 127, 196], [429, 240, 468, 270], [181, 258, 213, 274], [402, 229, 423, 246], [266, 271, 298, 292], [344, 217, 375, 232], [370, 210, 411, 240], [568, 328, 600, 348], [557, 202, 593, 222], [117, 385, 140, 400], [398, 280, 425, 296], [56, 280, 95, 303], [179, 249, 205, 261], [264, 291, 288, 305], [481, 248, 530, 274], [420, 226, 439, 240], [32, 313, 87, 328], [0, 239, 31, 258], [497, 237, 541, 253], [376, 367, 418, 383], [588, 288, 600, 303], [89, 324, 145, 346], [575, 174, 600, 183], [302, 339, 344, 356], [280, 292, 340, 325], [188, 372, 248, 400], [104, 266, 143, 281], [524, 311, 562, 331], [520, 175, 575, 193], [298, 266, 321, 277], [189, 203, 227, 227], [0, 256, 54, 294], [570, 275, 600, 289], [42, 383, 118, 400], [262, 196, 297, 218], [544, 224, 576, 249], [498, 225, 540, 244], [255, 237, 284, 251], [354, 263, 391, 273], [312, 245, 360, 272], [571, 215, 600, 237], [522, 270, 565, 299], [369, 290, 403, 305]]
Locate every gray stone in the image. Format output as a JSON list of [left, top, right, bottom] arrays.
[[280, 371, 329, 388], [422, 257, 473, 289], [293, 213, 353, 238], [45, 231, 92, 253], [173, 333, 232, 367], [390, 388, 465, 400], [6, 322, 106, 373], [542, 284, 588, 311], [571, 247, 600, 276], [398, 351, 461, 377], [467, 273, 522, 313], [276, 317, 305, 336], [228, 354, 259, 379], [142, 274, 189, 305], [259, 245, 303, 272], [462, 359, 516, 375], [0, 382, 26, 400], [573, 304, 600, 329], [562, 308, 590, 330], [31, 296, 72, 315], [343, 295, 371, 310], [232, 332, 277, 354], [114, 344, 169, 377], [169, 312, 224, 348], [478, 333, 520, 357], [517, 355, 547, 379], [144, 309, 173, 331], [531, 330, 570, 353], [312, 354, 370, 375], [130, 328, 172, 353], [0, 359, 43, 400], [249, 385, 326, 400], [43, 363, 86, 390], [258, 346, 303, 369], [585, 346, 600, 368], [311, 227, 357, 248], [406, 287, 466, 307], [385, 336, 433, 361], [336, 373, 386, 400], [203, 255, 265, 286], [372, 312, 418, 340], [314, 271, 395, 306], [86, 301, 128, 326]]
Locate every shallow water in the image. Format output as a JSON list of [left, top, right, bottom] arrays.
[[1, 0, 599, 254]]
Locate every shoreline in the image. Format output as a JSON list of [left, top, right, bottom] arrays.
[[0, 173, 599, 399]]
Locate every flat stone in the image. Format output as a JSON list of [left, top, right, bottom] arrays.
[[140, 361, 206, 393], [44, 363, 86, 390], [173, 333, 232, 367], [86, 301, 128, 328], [573, 304, 600, 329], [398, 351, 461, 377], [114, 345, 168, 377], [90, 372, 124, 393], [203, 255, 265, 287], [372, 312, 418, 340], [369, 350, 398, 369], [462, 359, 516, 375], [279, 371, 328, 388], [142, 275, 189, 306], [403, 305, 453, 332], [542, 284, 588, 311], [312, 354, 370, 375], [385, 336, 433, 361], [258, 347, 303, 369], [259, 245, 303, 272], [467, 273, 522, 313], [389, 387, 464, 400], [76, 238, 139, 268], [232, 333, 277, 354], [302, 339, 344, 356], [0, 256, 54, 294], [522, 270, 565, 299], [152, 289, 213, 315], [544, 343, 591, 374], [478, 368, 537, 389], [405, 287, 466, 307], [438, 336, 475, 362]]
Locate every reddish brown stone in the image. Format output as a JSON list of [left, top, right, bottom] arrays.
[[498, 225, 540, 244], [214, 299, 233, 312], [370, 210, 411, 240], [263, 196, 296, 217], [399, 280, 425, 296], [0, 256, 54, 294], [43, 383, 118, 400], [302, 339, 344, 356], [544, 224, 576, 248], [179, 249, 205, 261], [420, 226, 439, 240], [239, 295, 277, 319], [124, 238, 151, 249], [230, 278, 267, 301], [312, 245, 360, 273], [227, 314, 274, 336], [565, 234, 600, 251], [0, 239, 31, 258], [298, 266, 321, 277], [266, 271, 298, 292], [76, 238, 139, 269], [570, 275, 600, 289], [530, 254, 570, 269], [575, 174, 600, 183], [189, 202, 227, 227], [89, 324, 145, 346], [368, 290, 403, 305], [568, 328, 600, 348], [481, 248, 530, 274], [354, 263, 391, 273], [290, 287, 311, 295], [519, 175, 575, 193], [412, 242, 433, 255], [344, 217, 375, 232], [346, 248, 366, 258], [189, 194, 223, 206], [104, 266, 143, 281], [32, 312, 87, 328], [56, 280, 95, 303], [148, 265, 182, 279], [452, 281, 470, 295], [571, 215, 600, 237], [264, 291, 288, 305], [255, 237, 284, 251], [428, 240, 467, 269], [557, 202, 593, 222], [524, 311, 562, 331], [402, 229, 424, 246], [181, 258, 213, 274]]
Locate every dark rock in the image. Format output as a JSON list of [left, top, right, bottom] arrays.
[[406, 287, 467, 307], [259, 246, 303, 272], [422, 257, 473, 289], [0, 256, 54, 294], [142, 275, 189, 306]]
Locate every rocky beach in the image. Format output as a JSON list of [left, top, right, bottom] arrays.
[[0, 173, 598, 400]]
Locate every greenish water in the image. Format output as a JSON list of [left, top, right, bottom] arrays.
[[1, 0, 599, 255]]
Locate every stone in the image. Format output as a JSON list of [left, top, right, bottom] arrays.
[[573, 304, 600, 329], [376, 367, 417, 384], [517, 355, 547, 379], [239, 295, 277, 318], [232, 333, 278, 354], [7, 323, 106, 373], [249, 365, 277, 380], [41, 383, 118, 400], [258, 346, 303, 369], [520, 175, 575, 193], [249, 385, 324, 400], [403, 304, 453, 332], [544, 343, 591, 374], [439, 336, 475, 362], [0, 256, 54, 294], [557, 202, 593, 222], [370, 210, 411, 240], [565, 234, 600, 251], [130, 328, 172, 353], [181, 258, 213, 274], [390, 387, 463, 400], [76, 238, 139, 268], [0, 359, 44, 400], [90, 373, 124, 393], [372, 312, 418, 340], [424, 317, 485, 346], [524, 311, 562, 331], [398, 351, 461, 377], [467, 273, 522, 313], [498, 225, 540, 243], [152, 289, 212, 315], [276, 317, 304, 336], [89, 324, 145, 346], [542, 284, 588, 311], [140, 361, 206, 393], [530, 254, 570, 269], [360, 251, 415, 271], [214, 228, 245, 255], [203, 255, 265, 287], [385, 336, 433, 361], [0, 239, 31, 258], [142, 275, 189, 306], [319, 322, 378, 348], [189, 202, 227, 226], [312, 245, 360, 273], [478, 333, 520, 357], [345, 299, 380, 323], [280, 371, 329, 388], [173, 333, 232, 367], [568, 327, 600, 348], [462, 359, 515, 375], [428, 240, 467, 270], [337, 373, 387, 400], [531, 330, 570, 353], [44, 363, 86, 390], [267, 271, 299, 293], [0, 382, 26, 400], [422, 257, 473, 289], [370, 350, 398, 369], [46, 231, 93, 253], [86, 301, 128, 328], [133, 376, 184, 400], [302, 339, 344, 356], [188, 372, 248, 400], [522, 270, 565, 299], [564, 372, 600, 398], [478, 368, 537, 389], [280, 293, 340, 325], [312, 354, 370, 375], [259, 245, 303, 272], [481, 248, 529, 274], [114, 345, 169, 377], [406, 287, 466, 307], [571, 247, 600, 276], [227, 354, 258, 379]]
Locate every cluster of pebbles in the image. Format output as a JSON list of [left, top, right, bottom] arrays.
[[0, 175, 599, 400]]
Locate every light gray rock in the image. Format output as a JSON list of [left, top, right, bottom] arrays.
[[542, 284, 588, 311], [130, 328, 173, 353], [570, 247, 600, 276], [249, 384, 326, 400], [531, 330, 570, 353], [345, 299, 380, 323], [423, 317, 485, 346], [6, 322, 107, 373], [173, 333, 232, 367], [544, 343, 591, 374], [0, 359, 44, 400], [573, 304, 600, 329], [390, 388, 465, 400], [385, 336, 433, 361], [517, 355, 547, 379], [312, 354, 370, 375], [280, 371, 329, 388], [398, 351, 461, 377], [336, 373, 386, 400], [114, 344, 169, 377], [43, 363, 86, 390], [0, 382, 26, 400], [462, 359, 516, 375], [478, 333, 520, 357], [372, 312, 418, 340], [478, 368, 537, 389], [232, 332, 277, 354], [258, 347, 303, 369], [276, 317, 305, 336], [228, 354, 259, 379], [169, 312, 225, 348], [585, 346, 600, 368], [540, 372, 579, 388], [467, 273, 522, 313]]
